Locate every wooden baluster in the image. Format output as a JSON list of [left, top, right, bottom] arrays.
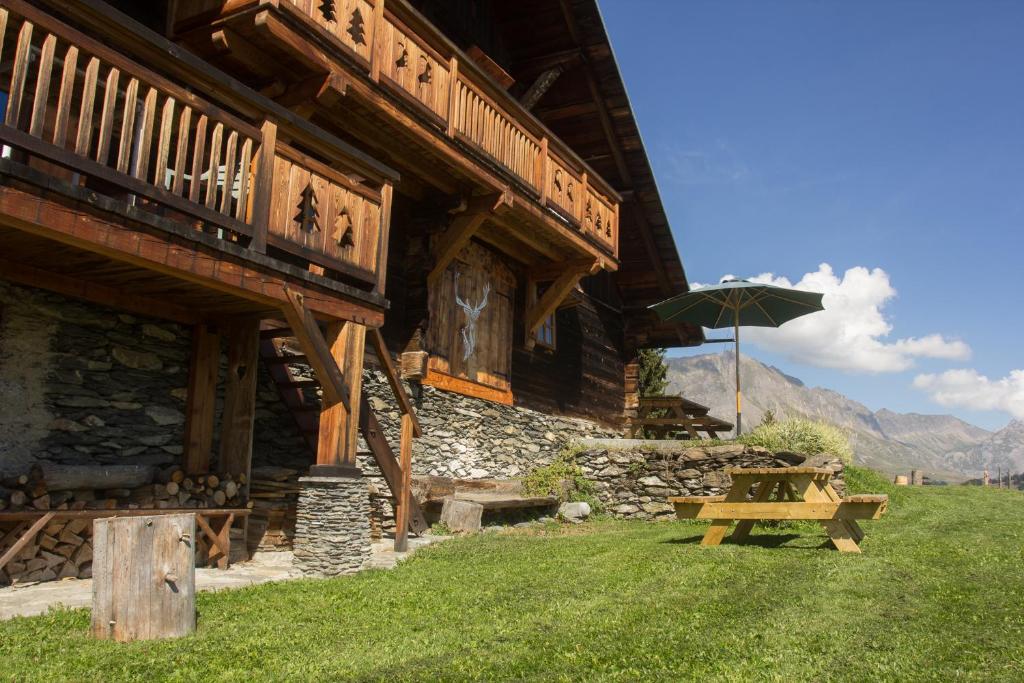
[[188, 114, 208, 203], [153, 96, 176, 188], [52, 45, 79, 148], [612, 202, 620, 257], [369, 0, 385, 81], [234, 137, 253, 221], [538, 138, 549, 204], [131, 87, 158, 180], [445, 56, 459, 135], [205, 122, 224, 210], [247, 120, 277, 251], [0, 10, 8, 67], [171, 106, 192, 196], [219, 130, 238, 214], [6, 20, 35, 128], [115, 77, 138, 173], [74, 57, 100, 156], [28, 33, 56, 138], [95, 67, 119, 164]]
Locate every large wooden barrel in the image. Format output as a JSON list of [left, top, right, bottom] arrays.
[[894, 475, 909, 486], [91, 513, 196, 642]]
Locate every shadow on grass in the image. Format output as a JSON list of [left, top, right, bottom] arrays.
[[662, 533, 830, 550]]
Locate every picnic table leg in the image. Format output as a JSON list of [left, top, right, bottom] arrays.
[[701, 474, 754, 547], [819, 482, 864, 543], [730, 479, 781, 542], [797, 478, 862, 553]]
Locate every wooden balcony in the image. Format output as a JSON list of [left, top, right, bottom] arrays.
[[170, 0, 620, 263], [0, 0, 397, 323]]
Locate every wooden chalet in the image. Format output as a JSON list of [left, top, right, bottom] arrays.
[[0, 0, 702, 573]]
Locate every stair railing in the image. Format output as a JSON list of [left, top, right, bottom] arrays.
[[366, 328, 422, 551]]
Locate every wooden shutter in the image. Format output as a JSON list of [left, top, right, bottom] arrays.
[[425, 241, 515, 403]]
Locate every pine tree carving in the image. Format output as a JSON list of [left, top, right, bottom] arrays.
[[333, 207, 355, 248], [347, 8, 366, 45], [319, 0, 336, 21], [294, 183, 321, 233]]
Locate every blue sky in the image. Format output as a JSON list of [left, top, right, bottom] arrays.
[[601, 0, 1024, 431]]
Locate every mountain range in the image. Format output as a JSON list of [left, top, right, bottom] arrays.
[[665, 352, 1024, 482]]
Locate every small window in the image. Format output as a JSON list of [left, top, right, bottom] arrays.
[[532, 283, 556, 350]]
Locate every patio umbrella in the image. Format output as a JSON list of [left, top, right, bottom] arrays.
[[649, 279, 824, 435]]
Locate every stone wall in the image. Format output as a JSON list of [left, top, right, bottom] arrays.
[[576, 441, 846, 519], [0, 280, 310, 480], [293, 475, 371, 576], [357, 368, 619, 532]]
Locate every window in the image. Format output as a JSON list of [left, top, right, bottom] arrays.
[[532, 283, 556, 350]]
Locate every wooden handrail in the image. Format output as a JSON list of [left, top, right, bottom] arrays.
[[368, 328, 422, 437]]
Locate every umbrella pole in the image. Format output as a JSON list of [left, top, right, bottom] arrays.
[[734, 305, 741, 437]]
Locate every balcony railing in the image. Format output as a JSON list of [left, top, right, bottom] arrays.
[[274, 0, 621, 257], [0, 0, 393, 290]]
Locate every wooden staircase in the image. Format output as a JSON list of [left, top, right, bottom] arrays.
[[258, 323, 429, 537]]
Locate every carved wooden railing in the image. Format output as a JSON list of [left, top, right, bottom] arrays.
[[0, 1, 392, 290], [278, 0, 620, 257]]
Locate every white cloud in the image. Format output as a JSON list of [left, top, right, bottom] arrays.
[[913, 370, 1024, 420], [693, 263, 971, 373]]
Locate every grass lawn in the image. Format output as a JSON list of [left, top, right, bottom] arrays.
[[2, 468, 1023, 682]]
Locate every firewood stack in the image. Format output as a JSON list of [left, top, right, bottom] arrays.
[[246, 466, 300, 550], [0, 465, 251, 586]]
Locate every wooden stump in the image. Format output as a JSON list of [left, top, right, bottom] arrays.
[[440, 499, 483, 533], [91, 513, 196, 642]]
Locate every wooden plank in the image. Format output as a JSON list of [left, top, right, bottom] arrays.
[[116, 77, 139, 173], [0, 512, 54, 572], [5, 20, 34, 128], [690, 501, 885, 521], [218, 319, 261, 478], [0, 509, 249, 522], [95, 67, 120, 164], [182, 323, 220, 474], [247, 120, 276, 252], [279, 286, 349, 408]]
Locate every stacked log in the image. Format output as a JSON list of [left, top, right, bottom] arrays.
[[0, 466, 251, 586], [247, 466, 300, 550]]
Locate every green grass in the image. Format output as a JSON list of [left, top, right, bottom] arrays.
[[2, 467, 1023, 682]]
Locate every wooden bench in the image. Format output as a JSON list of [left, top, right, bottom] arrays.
[[0, 508, 249, 577], [668, 468, 888, 553], [413, 475, 558, 532]]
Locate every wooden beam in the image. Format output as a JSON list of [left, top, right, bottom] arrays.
[[315, 321, 353, 468], [183, 323, 220, 475], [520, 66, 564, 111], [393, 412, 414, 552], [0, 258, 199, 325], [279, 285, 350, 409], [426, 193, 504, 288], [524, 261, 599, 339], [338, 322, 366, 463], [218, 319, 261, 479], [0, 513, 55, 573]]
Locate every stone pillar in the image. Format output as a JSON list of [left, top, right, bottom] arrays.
[[911, 469, 924, 486], [293, 474, 371, 576]]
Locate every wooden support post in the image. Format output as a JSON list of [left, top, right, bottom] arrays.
[[183, 324, 220, 475], [248, 120, 277, 253], [218, 320, 260, 482], [314, 322, 364, 472], [375, 181, 393, 295], [393, 412, 414, 552]]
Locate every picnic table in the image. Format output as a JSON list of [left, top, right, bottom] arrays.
[[626, 395, 734, 439], [670, 467, 887, 553]]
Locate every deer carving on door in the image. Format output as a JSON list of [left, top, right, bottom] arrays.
[[454, 271, 490, 361]]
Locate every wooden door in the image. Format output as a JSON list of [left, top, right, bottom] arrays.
[[426, 241, 515, 403]]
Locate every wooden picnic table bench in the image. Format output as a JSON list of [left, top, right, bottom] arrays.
[[0, 508, 249, 575], [670, 467, 887, 553], [626, 395, 734, 439]]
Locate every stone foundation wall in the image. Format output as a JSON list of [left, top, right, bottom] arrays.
[[293, 475, 371, 575], [0, 280, 310, 480], [357, 369, 619, 533], [577, 442, 846, 519]]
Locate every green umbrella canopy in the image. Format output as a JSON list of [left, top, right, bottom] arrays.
[[649, 279, 824, 329], [648, 279, 825, 436]]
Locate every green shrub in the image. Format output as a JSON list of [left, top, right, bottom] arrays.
[[740, 417, 853, 463], [521, 443, 603, 513]]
